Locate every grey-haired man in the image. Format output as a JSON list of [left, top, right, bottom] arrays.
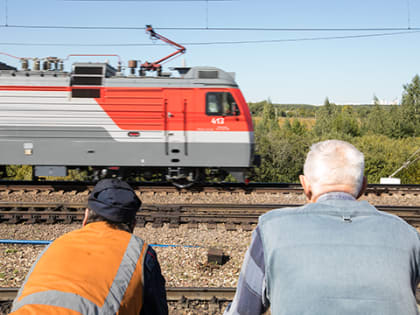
[[225, 139, 420, 315]]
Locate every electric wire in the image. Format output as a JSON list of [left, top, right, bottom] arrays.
[[0, 30, 419, 47], [64, 0, 231, 1], [1, 24, 420, 31]]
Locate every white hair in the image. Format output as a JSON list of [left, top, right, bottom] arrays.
[[304, 140, 364, 197]]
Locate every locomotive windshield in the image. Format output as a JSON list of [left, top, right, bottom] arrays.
[[206, 92, 240, 116]]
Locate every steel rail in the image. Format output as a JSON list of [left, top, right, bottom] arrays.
[[0, 287, 236, 302], [0, 288, 17, 301], [2, 286, 420, 304], [0, 181, 419, 194], [0, 202, 419, 211], [1, 203, 420, 227]]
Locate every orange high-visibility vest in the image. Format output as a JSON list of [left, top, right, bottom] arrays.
[[11, 221, 147, 315]]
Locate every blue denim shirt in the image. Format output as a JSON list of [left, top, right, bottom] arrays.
[[224, 192, 420, 315]]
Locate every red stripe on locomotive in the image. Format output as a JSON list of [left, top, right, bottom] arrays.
[[0, 85, 253, 133], [96, 87, 253, 132]]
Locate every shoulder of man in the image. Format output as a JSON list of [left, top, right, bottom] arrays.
[[259, 204, 309, 225], [128, 235, 155, 266], [143, 245, 160, 271], [374, 207, 420, 237], [48, 226, 87, 245]]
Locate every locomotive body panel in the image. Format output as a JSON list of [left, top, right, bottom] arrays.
[[0, 137, 252, 167], [0, 62, 255, 182]]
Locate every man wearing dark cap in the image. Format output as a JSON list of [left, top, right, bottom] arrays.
[[11, 179, 168, 315]]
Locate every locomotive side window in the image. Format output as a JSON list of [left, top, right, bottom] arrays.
[[206, 92, 240, 116], [206, 93, 222, 115]]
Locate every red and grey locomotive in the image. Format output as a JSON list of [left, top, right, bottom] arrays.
[[0, 28, 256, 186]]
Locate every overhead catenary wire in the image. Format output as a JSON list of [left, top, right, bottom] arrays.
[[73, 0, 227, 1], [0, 3, 419, 49], [1, 30, 419, 47], [1, 24, 420, 31], [1, 1, 417, 33]]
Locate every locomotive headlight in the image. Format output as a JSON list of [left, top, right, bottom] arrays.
[[24, 143, 33, 156]]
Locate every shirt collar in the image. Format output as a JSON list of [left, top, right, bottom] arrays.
[[316, 192, 356, 203]]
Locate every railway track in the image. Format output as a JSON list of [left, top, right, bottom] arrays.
[[1, 202, 420, 229], [0, 286, 236, 301], [0, 181, 419, 195], [2, 286, 420, 314], [0, 287, 236, 314]]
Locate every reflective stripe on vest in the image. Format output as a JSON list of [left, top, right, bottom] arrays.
[[12, 234, 145, 314], [13, 243, 52, 304]]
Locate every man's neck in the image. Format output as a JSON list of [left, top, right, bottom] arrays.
[[311, 185, 357, 202], [316, 191, 356, 203]]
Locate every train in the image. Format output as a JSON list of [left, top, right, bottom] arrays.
[[0, 27, 257, 187], [0, 37, 258, 187]]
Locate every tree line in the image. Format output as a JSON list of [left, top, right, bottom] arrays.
[[249, 74, 420, 184]]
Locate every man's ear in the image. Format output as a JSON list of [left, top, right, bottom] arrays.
[[356, 176, 367, 199], [82, 208, 89, 226], [299, 175, 312, 202]]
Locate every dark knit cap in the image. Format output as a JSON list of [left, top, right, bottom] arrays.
[[87, 179, 141, 223]]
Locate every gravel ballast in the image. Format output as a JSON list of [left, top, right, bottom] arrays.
[[1, 186, 419, 314], [0, 223, 251, 314], [0, 189, 418, 206], [0, 223, 250, 289]]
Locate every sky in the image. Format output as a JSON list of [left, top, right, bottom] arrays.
[[1, 0, 420, 105]]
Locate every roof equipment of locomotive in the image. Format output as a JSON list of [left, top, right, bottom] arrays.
[[140, 25, 186, 76]]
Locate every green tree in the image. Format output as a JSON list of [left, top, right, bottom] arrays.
[[353, 135, 420, 184], [401, 74, 420, 136], [332, 106, 360, 137], [313, 97, 336, 136], [283, 119, 292, 131], [251, 129, 310, 182], [256, 99, 280, 134], [313, 99, 360, 137], [362, 96, 387, 135], [386, 106, 407, 138], [5, 165, 33, 180], [248, 102, 265, 116], [290, 119, 306, 136]]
